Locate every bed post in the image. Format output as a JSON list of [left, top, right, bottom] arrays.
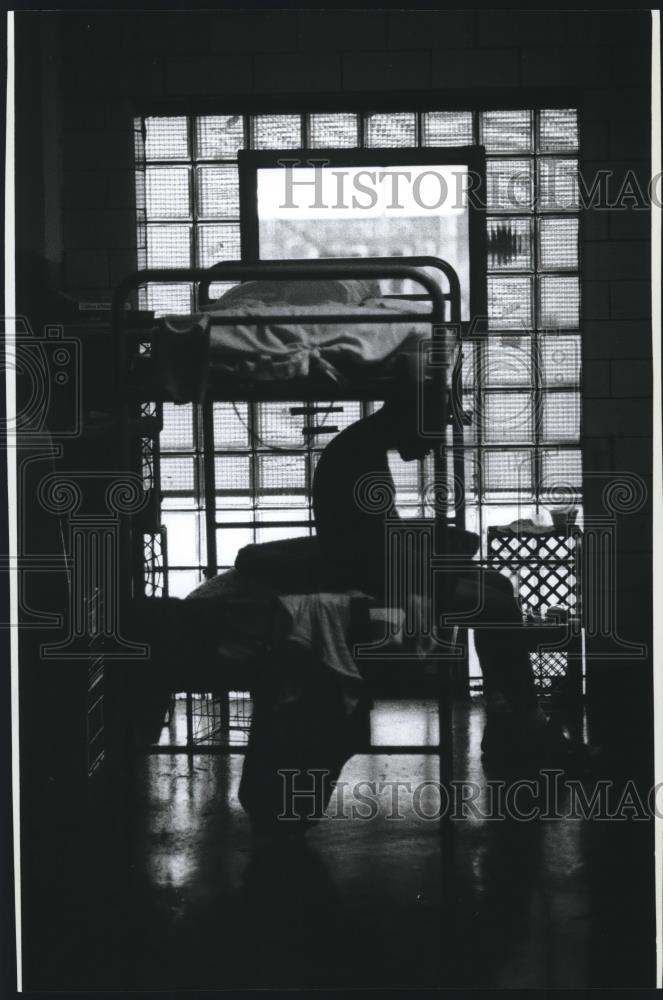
[[431, 265, 462, 840], [202, 401, 218, 580]]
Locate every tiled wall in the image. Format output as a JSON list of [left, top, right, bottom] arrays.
[[14, 10, 654, 728]]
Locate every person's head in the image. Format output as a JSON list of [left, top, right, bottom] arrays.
[[379, 367, 444, 462]]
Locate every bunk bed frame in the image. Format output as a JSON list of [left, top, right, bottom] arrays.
[[112, 255, 468, 785]]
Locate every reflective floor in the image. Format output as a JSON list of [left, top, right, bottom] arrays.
[[21, 698, 656, 990]]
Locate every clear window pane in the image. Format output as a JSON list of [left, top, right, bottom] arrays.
[[162, 511, 199, 566], [216, 496, 253, 510], [480, 110, 532, 153], [365, 112, 417, 147], [255, 507, 309, 522], [309, 112, 359, 148], [167, 569, 203, 598], [422, 111, 473, 146], [196, 115, 245, 159], [257, 493, 308, 510], [146, 167, 190, 219], [162, 495, 198, 511], [216, 526, 254, 568]]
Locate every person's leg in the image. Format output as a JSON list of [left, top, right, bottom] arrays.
[[450, 568, 587, 762], [452, 569, 540, 725]]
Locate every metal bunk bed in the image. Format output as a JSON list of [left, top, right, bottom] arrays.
[[111, 255, 467, 789]]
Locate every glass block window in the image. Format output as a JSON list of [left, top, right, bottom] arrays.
[[487, 276, 533, 329], [196, 115, 244, 160], [486, 218, 533, 271], [421, 111, 473, 147], [486, 159, 533, 212], [538, 109, 579, 153], [309, 112, 359, 148], [135, 106, 581, 587], [158, 399, 432, 586], [476, 107, 580, 550], [480, 110, 532, 153], [365, 111, 417, 147], [251, 114, 303, 149], [539, 217, 579, 270]]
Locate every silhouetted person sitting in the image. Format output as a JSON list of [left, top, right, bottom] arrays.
[[313, 383, 552, 760]]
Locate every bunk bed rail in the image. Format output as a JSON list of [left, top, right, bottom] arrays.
[[111, 255, 465, 797], [112, 255, 463, 588], [111, 256, 459, 399]]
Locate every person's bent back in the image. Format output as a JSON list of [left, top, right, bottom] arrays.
[[313, 396, 434, 599]]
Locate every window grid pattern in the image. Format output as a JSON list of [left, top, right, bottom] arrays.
[[159, 399, 420, 593], [136, 108, 581, 588]]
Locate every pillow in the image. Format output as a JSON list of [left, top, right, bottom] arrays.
[[211, 277, 381, 308], [282, 278, 381, 305]]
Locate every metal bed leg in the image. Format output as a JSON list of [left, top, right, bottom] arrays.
[[185, 691, 194, 753], [220, 692, 230, 738], [438, 657, 457, 940]]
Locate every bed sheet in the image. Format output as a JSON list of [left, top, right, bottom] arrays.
[[186, 568, 435, 685], [156, 286, 434, 400]]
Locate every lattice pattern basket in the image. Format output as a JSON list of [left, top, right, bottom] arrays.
[[487, 526, 583, 701]]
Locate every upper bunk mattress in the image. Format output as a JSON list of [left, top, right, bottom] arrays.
[[153, 277, 438, 402]]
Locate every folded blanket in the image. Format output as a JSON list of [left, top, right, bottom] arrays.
[[278, 591, 366, 711], [155, 285, 433, 400], [186, 562, 366, 711]]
